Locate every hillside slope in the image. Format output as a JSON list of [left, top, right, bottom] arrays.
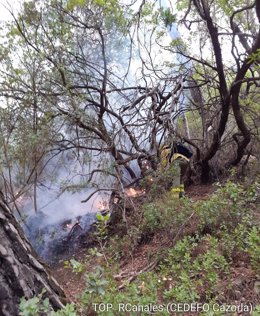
[[50, 180, 260, 316]]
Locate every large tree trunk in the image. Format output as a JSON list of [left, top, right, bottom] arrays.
[[0, 195, 65, 316], [200, 160, 211, 184]]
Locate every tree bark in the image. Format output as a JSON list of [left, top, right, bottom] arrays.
[[0, 195, 65, 316], [229, 30, 260, 166], [191, 0, 230, 182], [200, 160, 211, 184]]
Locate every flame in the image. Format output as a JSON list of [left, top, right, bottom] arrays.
[[63, 223, 73, 230], [13, 191, 28, 207], [113, 197, 119, 204], [125, 187, 146, 197], [63, 219, 81, 231], [142, 160, 151, 170], [98, 202, 108, 211]]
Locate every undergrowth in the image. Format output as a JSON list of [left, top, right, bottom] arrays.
[[19, 180, 260, 315]]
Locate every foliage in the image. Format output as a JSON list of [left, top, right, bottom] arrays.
[[248, 48, 260, 63], [161, 235, 229, 302], [81, 270, 161, 316], [141, 193, 184, 234], [159, 7, 176, 28], [77, 182, 258, 314], [19, 296, 45, 316], [246, 227, 260, 274], [140, 164, 180, 199], [94, 213, 110, 244], [67, 0, 86, 11], [194, 181, 253, 234], [64, 259, 85, 274], [109, 180, 259, 307], [252, 305, 260, 316], [1, 0, 260, 203], [19, 180, 260, 314], [83, 265, 108, 296], [19, 291, 77, 316], [87, 246, 104, 258]]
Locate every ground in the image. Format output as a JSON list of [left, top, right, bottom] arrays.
[[52, 183, 260, 315], [52, 185, 215, 299]]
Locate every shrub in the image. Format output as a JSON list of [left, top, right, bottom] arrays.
[[19, 292, 77, 316], [246, 226, 260, 274]]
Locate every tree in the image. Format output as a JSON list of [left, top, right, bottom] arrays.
[[0, 193, 65, 315], [0, 0, 188, 204], [1, 0, 259, 200], [170, 0, 260, 181]]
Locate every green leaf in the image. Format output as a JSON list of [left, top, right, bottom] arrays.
[[42, 298, 50, 312], [67, 0, 86, 10], [96, 213, 103, 221], [103, 214, 110, 221]]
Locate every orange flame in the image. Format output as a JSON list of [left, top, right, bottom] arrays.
[[125, 187, 146, 197]]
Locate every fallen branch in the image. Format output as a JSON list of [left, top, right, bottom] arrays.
[[67, 221, 83, 241], [117, 260, 157, 290]]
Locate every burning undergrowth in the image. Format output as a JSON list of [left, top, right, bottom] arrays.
[[20, 184, 147, 264], [15, 168, 111, 263], [17, 157, 149, 264], [24, 211, 96, 264]]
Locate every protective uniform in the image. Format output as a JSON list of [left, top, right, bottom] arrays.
[[160, 144, 191, 198]]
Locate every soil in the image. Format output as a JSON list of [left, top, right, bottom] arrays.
[[185, 184, 215, 201]]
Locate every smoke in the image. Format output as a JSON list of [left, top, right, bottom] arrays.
[[16, 150, 111, 262], [3, 0, 184, 263], [32, 187, 104, 223], [24, 210, 97, 263], [20, 184, 106, 262]]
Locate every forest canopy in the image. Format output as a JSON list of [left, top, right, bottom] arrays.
[[0, 0, 259, 206]]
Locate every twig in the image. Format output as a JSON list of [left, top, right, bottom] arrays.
[[81, 188, 112, 203], [117, 260, 157, 290]]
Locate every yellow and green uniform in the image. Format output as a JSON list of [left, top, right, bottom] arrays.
[[160, 146, 189, 198]]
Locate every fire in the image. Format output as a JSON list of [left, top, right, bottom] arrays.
[[98, 201, 108, 211], [113, 197, 119, 204], [141, 159, 151, 171], [64, 223, 73, 230], [125, 187, 146, 197], [13, 190, 29, 207]]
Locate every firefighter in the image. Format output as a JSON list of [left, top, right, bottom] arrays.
[[160, 142, 192, 198]]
